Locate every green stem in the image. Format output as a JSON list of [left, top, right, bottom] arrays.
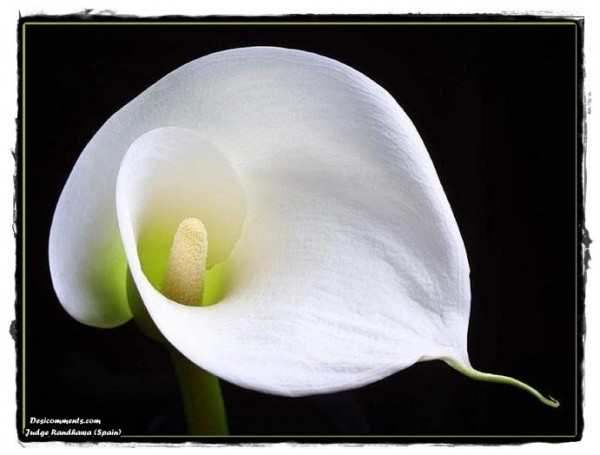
[[442, 357, 559, 408], [169, 348, 229, 435]]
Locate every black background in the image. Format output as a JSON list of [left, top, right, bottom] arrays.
[[20, 17, 582, 442]]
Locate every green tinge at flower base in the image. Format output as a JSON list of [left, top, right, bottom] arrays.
[[136, 220, 232, 308], [87, 236, 131, 327]]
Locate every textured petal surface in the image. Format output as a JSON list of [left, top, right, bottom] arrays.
[[52, 47, 471, 395], [114, 47, 471, 396]]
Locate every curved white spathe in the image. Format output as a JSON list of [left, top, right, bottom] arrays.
[[50, 47, 556, 404]]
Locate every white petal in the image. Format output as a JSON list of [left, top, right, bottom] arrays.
[[110, 47, 470, 396]]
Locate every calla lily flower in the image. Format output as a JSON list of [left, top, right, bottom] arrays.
[[49, 47, 557, 407]]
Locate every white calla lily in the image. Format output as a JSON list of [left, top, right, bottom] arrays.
[[49, 47, 557, 406]]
